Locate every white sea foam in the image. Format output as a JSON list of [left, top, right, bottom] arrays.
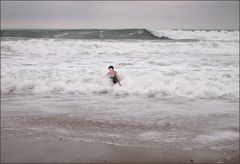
[[1, 35, 239, 98], [194, 131, 239, 143], [148, 29, 239, 41], [54, 32, 69, 38]]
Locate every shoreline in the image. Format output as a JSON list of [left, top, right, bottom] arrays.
[[2, 136, 239, 163], [1, 95, 239, 163]]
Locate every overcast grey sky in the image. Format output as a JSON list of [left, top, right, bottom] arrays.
[[1, 1, 239, 29]]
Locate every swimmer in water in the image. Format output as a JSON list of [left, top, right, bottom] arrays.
[[106, 66, 122, 86]]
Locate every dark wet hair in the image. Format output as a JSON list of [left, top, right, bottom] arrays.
[[108, 66, 114, 69]]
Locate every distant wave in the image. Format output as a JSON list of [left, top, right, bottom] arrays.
[[0, 29, 200, 41], [1, 29, 163, 40], [1, 29, 239, 41]]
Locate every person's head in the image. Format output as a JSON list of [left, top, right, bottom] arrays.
[[108, 66, 114, 71]]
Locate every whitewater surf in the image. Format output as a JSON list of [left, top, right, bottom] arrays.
[[1, 29, 239, 163]]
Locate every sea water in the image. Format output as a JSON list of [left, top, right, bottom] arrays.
[[1, 29, 239, 151]]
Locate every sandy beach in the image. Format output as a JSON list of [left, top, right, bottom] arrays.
[[2, 136, 238, 163], [1, 95, 239, 163], [1, 1, 239, 163]]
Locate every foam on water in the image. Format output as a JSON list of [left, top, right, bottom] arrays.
[[149, 29, 239, 41], [194, 131, 239, 143], [1, 30, 239, 99]]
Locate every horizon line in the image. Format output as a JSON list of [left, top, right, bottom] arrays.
[[1, 28, 239, 31]]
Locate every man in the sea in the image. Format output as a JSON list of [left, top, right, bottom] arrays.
[[106, 66, 122, 86]]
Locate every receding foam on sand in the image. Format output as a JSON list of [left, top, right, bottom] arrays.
[[1, 95, 239, 163]]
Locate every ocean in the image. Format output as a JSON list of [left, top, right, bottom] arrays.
[[1, 29, 239, 161], [1, 29, 239, 98]]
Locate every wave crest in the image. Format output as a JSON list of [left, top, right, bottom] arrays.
[[1, 70, 239, 99], [148, 29, 239, 41]]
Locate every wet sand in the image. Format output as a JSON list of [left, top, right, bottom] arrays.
[[1, 95, 239, 163], [2, 136, 239, 163]]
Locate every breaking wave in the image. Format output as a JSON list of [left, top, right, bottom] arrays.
[[1, 29, 239, 41], [1, 35, 239, 99], [148, 29, 239, 41], [1, 70, 239, 99], [1, 29, 162, 40]]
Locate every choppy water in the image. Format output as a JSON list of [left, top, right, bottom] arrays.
[[1, 30, 239, 156], [1, 29, 239, 99]]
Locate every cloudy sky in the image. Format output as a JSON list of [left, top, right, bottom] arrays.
[[1, 1, 239, 29]]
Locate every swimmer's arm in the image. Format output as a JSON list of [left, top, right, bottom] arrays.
[[115, 71, 122, 86]]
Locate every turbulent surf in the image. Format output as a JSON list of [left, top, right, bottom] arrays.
[[1, 29, 239, 99]]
